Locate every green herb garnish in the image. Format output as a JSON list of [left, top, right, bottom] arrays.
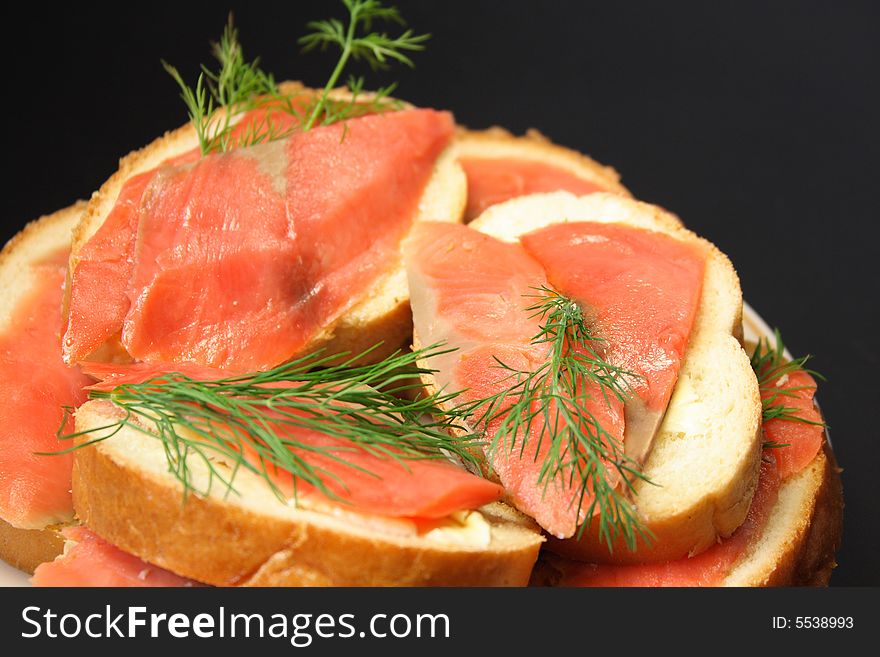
[[163, 1, 427, 155], [55, 345, 480, 504], [299, 0, 428, 130], [460, 287, 652, 551], [750, 328, 826, 427]]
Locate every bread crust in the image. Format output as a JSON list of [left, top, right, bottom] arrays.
[[0, 519, 66, 575], [71, 402, 543, 587], [66, 82, 466, 366], [789, 447, 844, 585]]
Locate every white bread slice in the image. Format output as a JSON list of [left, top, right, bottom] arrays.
[[70, 400, 544, 587], [456, 127, 631, 199], [0, 203, 85, 571], [530, 442, 844, 586], [66, 82, 467, 366], [418, 191, 762, 563]]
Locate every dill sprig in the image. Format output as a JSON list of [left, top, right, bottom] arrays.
[[163, 1, 425, 155], [299, 0, 428, 130], [163, 15, 280, 155], [56, 345, 482, 505], [459, 287, 652, 551], [750, 328, 826, 428]]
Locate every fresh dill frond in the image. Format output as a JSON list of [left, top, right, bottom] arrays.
[[750, 328, 826, 427], [299, 0, 429, 130], [164, 2, 425, 155], [163, 15, 279, 155], [56, 344, 482, 505], [204, 17, 278, 108], [460, 286, 652, 552], [319, 75, 404, 131]]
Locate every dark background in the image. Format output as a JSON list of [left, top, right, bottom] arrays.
[[3, 1, 877, 585]]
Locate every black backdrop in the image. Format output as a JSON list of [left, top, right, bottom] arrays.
[[3, 1, 878, 585]]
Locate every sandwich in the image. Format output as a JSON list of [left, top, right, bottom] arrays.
[[0, 1, 842, 587], [406, 192, 763, 562], [406, 191, 842, 585], [63, 80, 465, 371]]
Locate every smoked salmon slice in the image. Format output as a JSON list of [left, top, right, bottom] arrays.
[[520, 222, 706, 462], [64, 172, 158, 363], [78, 361, 504, 519], [65, 109, 455, 372], [0, 248, 91, 529], [261, 427, 505, 519], [462, 158, 606, 221], [760, 369, 824, 479], [406, 222, 625, 538], [32, 526, 198, 587]]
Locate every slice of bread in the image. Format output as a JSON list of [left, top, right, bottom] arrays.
[[0, 203, 85, 571], [1, 203, 85, 325], [456, 126, 631, 199], [417, 191, 762, 563], [0, 519, 66, 575], [530, 442, 844, 586], [725, 444, 843, 586], [70, 400, 544, 586], [66, 82, 467, 366]]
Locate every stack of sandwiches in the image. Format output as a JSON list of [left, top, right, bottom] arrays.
[[0, 7, 842, 587]]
